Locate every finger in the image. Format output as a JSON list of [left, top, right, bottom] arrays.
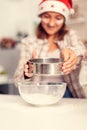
[[29, 63, 34, 68], [24, 64, 29, 69], [28, 67, 34, 73], [25, 72, 33, 78], [32, 49, 37, 58], [62, 56, 77, 73], [24, 68, 29, 73], [63, 53, 70, 62], [63, 54, 77, 66], [61, 49, 70, 62], [62, 65, 74, 74], [24, 65, 29, 74], [63, 58, 76, 69], [84, 51, 87, 59]]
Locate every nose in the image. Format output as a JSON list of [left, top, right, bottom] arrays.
[[49, 18, 56, 26]]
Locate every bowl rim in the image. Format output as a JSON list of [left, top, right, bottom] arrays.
[[17, 80, 67, 87]]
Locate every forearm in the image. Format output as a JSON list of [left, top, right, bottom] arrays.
[[13, 66, 24, 85]]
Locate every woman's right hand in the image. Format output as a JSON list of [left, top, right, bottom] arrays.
[[24, 61, 34, 79], [24, 49, 37, 79]]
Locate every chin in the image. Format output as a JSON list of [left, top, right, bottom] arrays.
[[46, 30, 55, 34], [46, 30, 58, 35]]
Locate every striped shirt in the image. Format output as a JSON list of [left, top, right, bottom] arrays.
[[14, 30, 86, 98]]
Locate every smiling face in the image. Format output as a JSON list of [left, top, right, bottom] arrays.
[[40, 12, 65, 36]]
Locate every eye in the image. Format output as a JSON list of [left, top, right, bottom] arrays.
[[43, 14, 50, 19], [56, 17, 63, 20]]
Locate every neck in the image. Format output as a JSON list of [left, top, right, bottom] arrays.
[[47, 35, 59, 52], [48, 35, 55, 43]]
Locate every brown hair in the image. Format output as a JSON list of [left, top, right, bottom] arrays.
[[35, 22, 69, 41]]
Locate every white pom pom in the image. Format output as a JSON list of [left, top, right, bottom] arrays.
[[70, 8, 74, 15]]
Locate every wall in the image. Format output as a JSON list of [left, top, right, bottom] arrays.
[[68, 0, 87, 41], [0, 0, 40, 38], [0, 0, 87, 41]]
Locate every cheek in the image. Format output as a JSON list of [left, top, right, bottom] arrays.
[[56, 19, 64, 25], [41, 22, 47, 32], [55, 24, 63, 32], [41, 18, 49, 24]]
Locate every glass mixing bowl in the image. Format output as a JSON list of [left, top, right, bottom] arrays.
[[17, 80, 66, 106]]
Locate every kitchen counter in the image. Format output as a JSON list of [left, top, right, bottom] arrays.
[[0, 94, 87, 130]]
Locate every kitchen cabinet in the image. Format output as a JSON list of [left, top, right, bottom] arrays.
[[0, 48, 20, 94]]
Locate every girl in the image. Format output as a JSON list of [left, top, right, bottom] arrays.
[[14, 0, 86, 98]]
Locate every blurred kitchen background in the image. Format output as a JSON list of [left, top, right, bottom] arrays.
[[0, 0, 87, 94]]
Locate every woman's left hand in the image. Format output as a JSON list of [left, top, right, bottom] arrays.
[[61, 48, 77, 74]]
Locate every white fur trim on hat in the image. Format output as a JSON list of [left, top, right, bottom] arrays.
[[38, 0, 71, 19]]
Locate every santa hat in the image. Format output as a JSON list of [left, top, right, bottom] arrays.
[[38, 0, 74, 19]]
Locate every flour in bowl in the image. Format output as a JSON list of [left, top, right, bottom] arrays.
[[21, 93, 60, 105]]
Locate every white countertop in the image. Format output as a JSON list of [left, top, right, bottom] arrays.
[[0, 94, 87, 130]]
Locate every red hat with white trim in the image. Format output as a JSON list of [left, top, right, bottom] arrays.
[[38, 0, 74, 19]]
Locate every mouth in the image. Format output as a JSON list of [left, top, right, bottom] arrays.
[[47, 25, 56, 30]]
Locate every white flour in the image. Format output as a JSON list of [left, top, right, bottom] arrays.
[[21, 93, 60, 105]]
